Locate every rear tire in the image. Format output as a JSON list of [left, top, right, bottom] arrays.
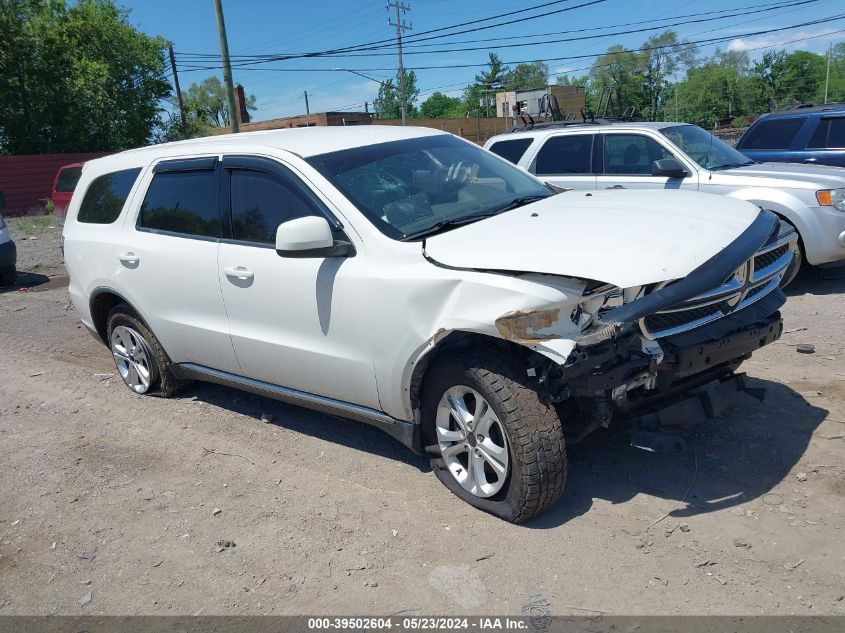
[[421, 351, 567, 523], [106, 304, 191, 397]]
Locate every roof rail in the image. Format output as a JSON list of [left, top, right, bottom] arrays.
[[507, 118, 613, 133]]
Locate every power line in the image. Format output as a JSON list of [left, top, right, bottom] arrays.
[[174, 14, 845, 73], [176, 0, 603, 63]]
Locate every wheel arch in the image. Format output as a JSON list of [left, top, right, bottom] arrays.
[[89, 287, 152, 345], [407, 329, 544, 417]]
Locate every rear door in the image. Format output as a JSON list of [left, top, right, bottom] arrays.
[[217, 155, 380, 409], [529, 133, 597, 190], [595, 132, 697, 191], [802, 115, 845, 167], [115, 157, 241, 374]]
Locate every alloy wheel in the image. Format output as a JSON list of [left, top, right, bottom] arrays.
[[435, 385, 510, 498], [110, 325, 157, 394]]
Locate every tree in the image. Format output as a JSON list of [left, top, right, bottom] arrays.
[[463, 53, 510, 117], [0, 0, 172, 154], [182, 76, 256, 129], [419, 92, 463, 118], [503, 62, 549, 91], [373, 70, 419, 119], [750, 50, 827, 110], [640, 31, 694, 120], [589, 45, 647, 116]]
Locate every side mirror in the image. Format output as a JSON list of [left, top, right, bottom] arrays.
[[275, 216, 353, 258], [652, 158, 689, 179]]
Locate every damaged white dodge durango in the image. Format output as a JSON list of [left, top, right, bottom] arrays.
[[63, 127, 797, 522]]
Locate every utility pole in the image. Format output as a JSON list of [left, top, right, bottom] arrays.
[[387, 1, 411, 125], [213, 0, 239, 133], [824, 42, 832, 105], [304, 91, 310, 114], [168, 45, 186, 126]]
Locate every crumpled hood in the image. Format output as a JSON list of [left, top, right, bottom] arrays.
[[423, 189, 761, 288], [721, 162, 845, 189]]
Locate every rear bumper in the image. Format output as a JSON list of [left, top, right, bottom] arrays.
[[0, 237, 16, 271]]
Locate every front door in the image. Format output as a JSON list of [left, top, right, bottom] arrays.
[[217, 156, 380, 409], [595, 133, 698, 191]]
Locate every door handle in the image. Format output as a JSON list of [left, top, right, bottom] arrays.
[[223, 266, 254, 281], [119, 252, 140, 265], [804, 158, 818, 163]]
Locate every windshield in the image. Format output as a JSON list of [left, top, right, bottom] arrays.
[[660, 124, 753, 170], [306, 135, 549, 240]]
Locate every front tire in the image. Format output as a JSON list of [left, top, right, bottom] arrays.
[[0, 266, 14, 286], [421, 351, 567, 523], [106, 304, 190, 397]]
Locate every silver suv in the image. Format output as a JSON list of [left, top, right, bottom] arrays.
[[486, 121, 845, 278]]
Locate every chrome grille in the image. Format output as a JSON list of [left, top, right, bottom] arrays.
[[639, 225, 796, 340]]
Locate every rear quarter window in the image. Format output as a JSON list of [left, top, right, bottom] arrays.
[[739, 117, 806, 150], [807, 117, 845, 149], [77, 168, 142, 224], [488, 138, 534, 165]]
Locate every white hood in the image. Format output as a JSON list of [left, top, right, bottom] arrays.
[[424, 189, 761, 288]]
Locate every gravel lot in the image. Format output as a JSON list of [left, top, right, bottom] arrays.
[[1, 216, 844, 616]]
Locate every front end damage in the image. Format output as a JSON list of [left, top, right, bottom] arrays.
[[495, 210, 797, 446]]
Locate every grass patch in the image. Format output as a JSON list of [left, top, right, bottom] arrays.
[[9, 215, 56, 236]]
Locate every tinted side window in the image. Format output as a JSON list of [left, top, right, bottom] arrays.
[[77, 168, 141, 224], [139, 171, 219, 238], [488, 138, 533, 165], [740, 117, 806, 150], [229, 170, 320, 244], [534, 135, 593, 175], [56, 166, 82, 192], [807, 117, 845, 149], [603, 134, 672, 175]]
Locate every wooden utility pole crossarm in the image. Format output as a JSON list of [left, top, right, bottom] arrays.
[[213, 0, 240, 134]]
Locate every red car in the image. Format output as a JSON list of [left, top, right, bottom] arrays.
[[51, 163, 83, 220]]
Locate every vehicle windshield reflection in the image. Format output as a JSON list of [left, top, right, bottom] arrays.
[[661, 124, 753, 171], [307, 135, 549, 240]]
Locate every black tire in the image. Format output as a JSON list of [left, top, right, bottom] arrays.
[[106, 303, 191, 398], [0, 266, 14, 286], [421, 351, 567, 523], [782, 237, 803, 287]]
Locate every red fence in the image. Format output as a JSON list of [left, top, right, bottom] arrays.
[[0, 152, 108, 216]]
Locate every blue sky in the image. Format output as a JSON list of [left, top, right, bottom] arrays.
[[121, 0, 845, 120]]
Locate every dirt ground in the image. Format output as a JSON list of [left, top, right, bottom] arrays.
[[1, 216, 844, 616]]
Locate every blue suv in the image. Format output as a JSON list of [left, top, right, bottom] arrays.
[[736, 104, 845, 168]]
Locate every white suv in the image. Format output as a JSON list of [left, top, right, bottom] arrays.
[[64, 127, 795, 522], [486, 121, 845, 277]]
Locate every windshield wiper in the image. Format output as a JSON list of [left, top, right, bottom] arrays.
[[399, 194, 549, 241], [709, 161, 755, 171], [491, 194, 549, 213], [399, 213, 499, 241]]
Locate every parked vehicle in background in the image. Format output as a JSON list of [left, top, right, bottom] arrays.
[[0, 192, 17, 286], [486, 121, 845, 278], [51, 163, 83, 220], [63, 127, 795, 522], [736, 104, 845, 168]]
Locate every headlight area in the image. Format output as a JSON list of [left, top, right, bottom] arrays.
[[525, 285, 784, 447], [816, 189, 845, 212]]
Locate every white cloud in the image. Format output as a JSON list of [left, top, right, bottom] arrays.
[[727, 28, 840, 54]]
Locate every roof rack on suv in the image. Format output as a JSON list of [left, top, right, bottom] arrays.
[[776, 102, 845, 114]]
